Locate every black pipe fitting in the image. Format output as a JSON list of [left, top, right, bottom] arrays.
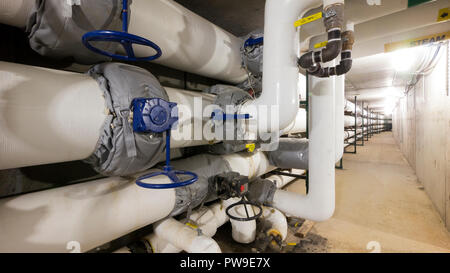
[[308, 51, 352, 78], [298, 29, 342, 69]]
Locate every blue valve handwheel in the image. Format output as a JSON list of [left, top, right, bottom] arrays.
[[82, 30, 162, 62], [136, 170, 198, 189]]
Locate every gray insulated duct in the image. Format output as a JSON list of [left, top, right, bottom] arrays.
[[266, 138, 309, 169], [204, 84, 253, 155], [85, 63, 168, 176], [27, 0, 124, 64]]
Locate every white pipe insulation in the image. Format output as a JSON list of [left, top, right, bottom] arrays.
[[0, 61, 106, 170], [335, 74, 345, 162], [0, 0, 248, 84], [127, 0, 247, 83], [0, 0, 34, 28], [0, 172, 177, 253], [152, 217, 221, 253], [0, 151, 273, 252], [0, 61, 215, 170], [239, 0, 322, 134], [147, 197, 253, 253], [272, 59, 337, 222], [265, 169, 306, 189]]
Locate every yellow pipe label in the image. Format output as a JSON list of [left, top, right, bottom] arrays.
[[314, 41, 328, 49], [437, 7, 449, 22], [294, 12, 323, 27], [384, 31, 450, 52]]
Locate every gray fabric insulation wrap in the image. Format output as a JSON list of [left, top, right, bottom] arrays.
[[204, 85, 253, 154], [169, 154, 232, 216], [27, 0, 124, 64], [266, 138, 309, 170], [238, 30, 263, 95], [85, 63, 168, 176]]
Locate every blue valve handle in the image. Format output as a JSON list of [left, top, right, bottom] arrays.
[[135, 129, 198, 189], [244, 36, 263, 48], [82, 0, 162, 62]]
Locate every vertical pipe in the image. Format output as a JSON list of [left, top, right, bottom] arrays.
[[271, 60, 336, 222]]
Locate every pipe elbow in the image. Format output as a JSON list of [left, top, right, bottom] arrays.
[[298, 51, 314, 69], [321, 39, 341, 63], [335, 58, 352, 75], [310, 205, 335, 222]]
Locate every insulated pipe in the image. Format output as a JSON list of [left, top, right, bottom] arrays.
[[261, 207, 288, 241], [0, 173, 176, 252], [0, 61, 106, 170], [271, 60, 336, 222], [0, 0, 247, 83], [0, 0, 34, 28], [0, 61, 215, 170], [152, 217, 221, 253], [265, 169, 306, 189], [239, 0, 323, 134], [147, 198, 244, 253], [280, 108, 307, 135], [298, 1, 344, 70], [125, 0, 247, 83], [335, 72, 344, 162]]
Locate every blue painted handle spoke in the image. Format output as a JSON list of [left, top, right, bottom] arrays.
[[82, 0, 162, 62]]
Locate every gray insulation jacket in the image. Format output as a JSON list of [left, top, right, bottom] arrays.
[[27, 0, 124, 64], [85, 63, 168, 176]]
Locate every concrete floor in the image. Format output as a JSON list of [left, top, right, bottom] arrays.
[[285, 132, 450, 253]]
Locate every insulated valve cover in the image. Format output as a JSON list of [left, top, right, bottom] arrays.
[[132, 98, 178, 133]]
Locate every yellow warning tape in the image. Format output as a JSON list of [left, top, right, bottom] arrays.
[[185, 222, 198, 229], [245, 143, 256, 153], [287, 242, 297, 246], [294, 12, 323, 27], [314, 41, 328, 49], [437, 7, 449, 22]]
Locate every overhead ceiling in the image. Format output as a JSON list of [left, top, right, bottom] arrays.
[[175, 0, 449, 112]]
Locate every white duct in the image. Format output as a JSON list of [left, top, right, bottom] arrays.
[[152, 217, 221, 253], [272, 59, 337, 222], [239, 0, 322, 134], [0, 61, 216, 170], [0, 173, 177, 252]]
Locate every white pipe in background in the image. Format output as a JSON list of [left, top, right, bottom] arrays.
[[265, 169, 306, 189], [272, 59, 337, 222], [261, 207, 288, 241], [127, 0, 247, 84], [0, 173, 176, 253], [152, 217, 221, 253], [335, 73, 345, 162], [240, 0, 322, 134], [0, 61, 106, 170], [0, 0, 34, 28]]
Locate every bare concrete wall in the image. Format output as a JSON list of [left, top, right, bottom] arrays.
[[393, 43, 450, 230]]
